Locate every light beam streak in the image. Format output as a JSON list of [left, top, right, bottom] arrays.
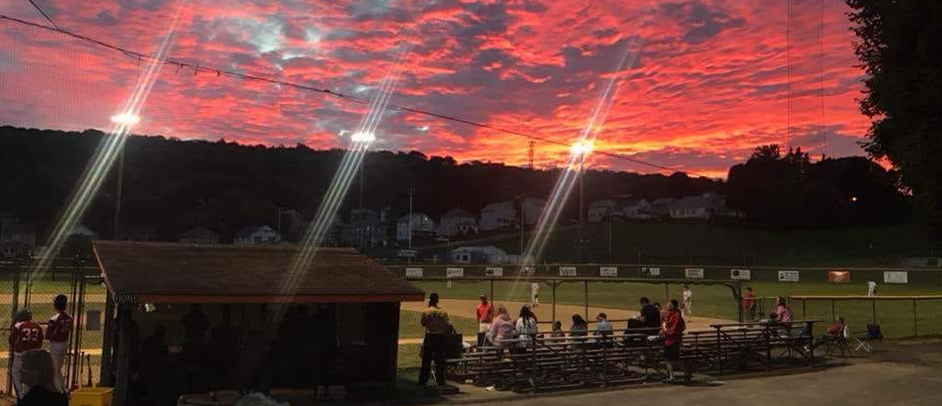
[[29, 1, 187, 277]]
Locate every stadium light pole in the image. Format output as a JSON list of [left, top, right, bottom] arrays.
[[109, 114, 141, 238], [571, 141, 593, 261]]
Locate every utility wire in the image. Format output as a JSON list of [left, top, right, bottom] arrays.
[[24, 0, 58, 29], [0, 13, 706, 177]]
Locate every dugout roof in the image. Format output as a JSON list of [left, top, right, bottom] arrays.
[[93, 241, 425, 304]]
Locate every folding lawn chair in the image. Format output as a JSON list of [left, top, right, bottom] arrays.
[[854, 324, 882, 353], [824, 324, 850, 357]]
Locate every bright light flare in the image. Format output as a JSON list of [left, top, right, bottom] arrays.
[[110, 113, 141, 125], [351, 131, 376, 143], [570, 140, 594, 156]]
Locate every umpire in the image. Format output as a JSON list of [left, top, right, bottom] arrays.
[[418, 293, 450, 386]]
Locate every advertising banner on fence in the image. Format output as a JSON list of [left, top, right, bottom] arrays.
[[778, 270, 799, 282], [520, 266, 535, 276], [446, 267, 465, 278], [883, 271, 908, 284], [486, 267, 504, 277], [405, 268, 423, 279], [600, 266, 618, 277], [685, 268, 705, 279], [641, 267, 661, 277], [730, 269, 751, 280], [559, 266, 577, 277], [828, 271, 851, 283]]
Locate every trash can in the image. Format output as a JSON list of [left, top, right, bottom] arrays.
[[70, 387, 114, 406]]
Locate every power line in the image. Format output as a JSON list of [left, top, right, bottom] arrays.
[[24, 0, 58, 29], [0, 13, 704, 176]]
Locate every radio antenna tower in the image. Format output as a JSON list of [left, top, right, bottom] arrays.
[[528, 140, 535, 169]]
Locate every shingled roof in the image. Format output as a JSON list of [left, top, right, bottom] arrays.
[[93, 241, 424, 303]]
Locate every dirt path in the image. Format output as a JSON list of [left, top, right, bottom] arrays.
[[401, 298, 731, 332]]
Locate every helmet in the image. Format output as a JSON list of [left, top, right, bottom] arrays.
[[15, 308, 32, 323]]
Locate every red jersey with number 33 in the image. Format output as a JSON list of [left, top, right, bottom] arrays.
[[47, 312, 73, 343], [9, 321, 44, 353]]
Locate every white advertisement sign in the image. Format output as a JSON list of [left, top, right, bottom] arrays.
[[485, 267, 504, 277], [731, 269, 751, 281], [559, 266, 577, 277], [405, 268, 423, 279], [685, 268, 705, 279], [641, 267, 661, 277], [446, 267, 464, 278], [600, 266, 618, 277], [778, 270, 800, 282], [883, 271, 908, 284]]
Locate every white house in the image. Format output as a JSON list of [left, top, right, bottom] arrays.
[[520, 197, 546, 226], [479, 201, 516, 231], [669, 193, 727, 220], [234, 225, 281, 245], [649, 197, 676, 219], [396, 213, 435, 241], [620, 198, 652, 219], [438, 208, 477, 236], [588, 200, 617, 223], [178, 226, 220, 245]]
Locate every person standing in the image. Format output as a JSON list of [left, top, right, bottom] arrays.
[[742, 287, 756, 321], [419, 293, 450, 386], [661, 299, 690, 384], [17, 350, 69, 406], [475, 295, 494, 347], [9, 309, 44, 398], [681, 285, 693, 321], [531, 281, 540, 307], [181, 304, 210, 355], [867, 280, 878, 297], [46, 295, 73, 391]]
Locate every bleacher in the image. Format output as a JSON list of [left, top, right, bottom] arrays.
[[446, 320, 822, 393]]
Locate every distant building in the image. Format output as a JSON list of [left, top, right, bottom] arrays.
[[1, 224, 37, 258], [438, 208, 477, 236], [479, 201, 516, 231], [342, 209, 383, 249], [234, 225, 281, 245], [620, 197, 652, 219], [177, 226, 220, 245], [588, 200, 617, 223], [396, 213, 435, 241], [649, 197, 676, 219], [669, 193, 727, 220], [115, 224, 159, 242], [450, 246, 533, 264], [520, 197, 546, 226]]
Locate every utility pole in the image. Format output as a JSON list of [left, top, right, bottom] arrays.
[[519, 194, 526, 256], [528, 141, 535, 169], [112, 146, 126, 238], [358, 162, 365, 251], [408, 187, 415, 250], [608, 208, 613, 263], [578, 159, 585, 261]]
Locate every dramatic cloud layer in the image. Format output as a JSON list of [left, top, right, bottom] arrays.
[[0, 0, 868, 177]]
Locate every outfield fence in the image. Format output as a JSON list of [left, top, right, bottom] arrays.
[[788, 295, 942, 338]]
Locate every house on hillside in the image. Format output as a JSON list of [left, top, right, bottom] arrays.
[[234, 225, 281, 245], [588, 200, 617, 223], [649, 197, 676, 219], [177, 226, 220, 245], [438, 208, 477, 236], [669, 193, 727, 220], [396, 213, 435, 241], [520, 197, 546, 226], [1, 224, 37, 258], [620, 197, 652, 219], [342, 209, 383, 249], [451, 246, 506, 264], [479, 201, 516, 231]]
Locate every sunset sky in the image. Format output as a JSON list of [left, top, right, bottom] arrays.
[[0, 0, 870, 177]]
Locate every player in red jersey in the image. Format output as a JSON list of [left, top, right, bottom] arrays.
[[46, 295, 73, 390], [9, 308, 43, 398]]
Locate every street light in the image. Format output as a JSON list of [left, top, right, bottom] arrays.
[[110, 113, 141, 126], [108, 113, 140, 238], [570, 140, 594, 157], [351, 131, 376, 143], [570, 140, 593, 262]]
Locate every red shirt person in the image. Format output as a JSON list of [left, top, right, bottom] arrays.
[[660, 299, 690, 383], [47, 294, 73, 389], [9, 308, 43, 398]]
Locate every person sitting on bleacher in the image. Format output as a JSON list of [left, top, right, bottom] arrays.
[[551, 321, 564, 338], [487, 305, 516, 348], [515, 305, 539, 350], [816, 317, 846, 345], [628, 297, 660, 330]]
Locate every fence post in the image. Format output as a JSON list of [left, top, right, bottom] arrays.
[[551, 282, 557, 323], [871, 299, 877, 326], [583, 280, 589, 320], [489, 279, 494, 301], [802, 300, 806, 319], [913, 299, 918, 337], [831, 299, 835, 322]]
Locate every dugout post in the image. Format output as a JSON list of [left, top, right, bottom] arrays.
[[551, 281, 557, 323], [583, 280, 588, 320]]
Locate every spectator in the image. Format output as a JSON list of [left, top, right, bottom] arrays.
[[682, 285, 693, 321], [181, 304, 210, 354], [46, 294, 72, 391], [419, 293, 450, 386], [742, 287, 756, 321], [487, 305, 515, 348], [816, 317, 846, 345], [515, 305, 539, 349], [661, 299, 690, 384], [867, 280, 877, 297], [640, 297, 661, 329], [569, 314, 589, 350], [140, 326, 170, 406], [475, 295, 494, 347], [550, 321, 564, 338], [18, 350, 68, 406], [595, 313, 613, 335], [775, 297, 793, 322]]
